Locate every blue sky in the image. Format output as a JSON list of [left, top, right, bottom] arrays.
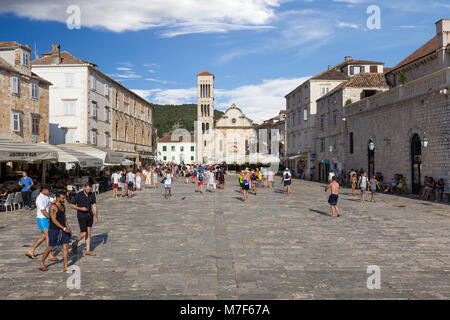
[[0, 0, 448, 122]]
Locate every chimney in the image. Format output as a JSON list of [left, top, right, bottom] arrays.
[[51, 44, 61, 64], [435, 19, 450, 67], [345, 56, 352, 61], [328, 65, 332, 70]]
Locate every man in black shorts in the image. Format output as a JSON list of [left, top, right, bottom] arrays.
[[70, 183, 98, 256]]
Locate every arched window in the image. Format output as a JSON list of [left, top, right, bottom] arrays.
[[125, 125, 128, 142], [115, 122, 119, 140], [206, 123, 209, 131], [202, 123, 205, 134], [207, 104, 210, 117]]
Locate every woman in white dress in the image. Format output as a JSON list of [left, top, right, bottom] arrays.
[[135, 171, 142, 191]]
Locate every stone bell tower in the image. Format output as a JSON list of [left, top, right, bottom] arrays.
[[196, 71, 215, 163]]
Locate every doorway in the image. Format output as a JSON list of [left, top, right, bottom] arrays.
[[411, 134, 422, 194]]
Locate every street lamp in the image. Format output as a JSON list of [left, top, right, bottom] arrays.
[[328, 145, 333, 152], [421, 136, 429, 148], [368, 141, 375, 151]]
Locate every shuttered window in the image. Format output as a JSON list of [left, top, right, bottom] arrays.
[[11, 76, 20, 94]]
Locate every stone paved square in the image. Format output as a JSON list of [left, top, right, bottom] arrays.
[[0, 176, 449, 299]]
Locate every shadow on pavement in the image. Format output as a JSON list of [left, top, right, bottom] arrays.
[[309, 209, 330, 217]]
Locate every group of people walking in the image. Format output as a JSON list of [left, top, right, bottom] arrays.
[[25, 183, 98, 272]]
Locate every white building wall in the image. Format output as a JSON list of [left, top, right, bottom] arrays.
[[157, 142, 196, 164], [32, 65, 89, 145]]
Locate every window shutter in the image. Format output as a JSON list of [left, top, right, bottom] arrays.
[[350, 66, 354, 75], [361, 66, 365, 73], [11, 77, 19, 94]]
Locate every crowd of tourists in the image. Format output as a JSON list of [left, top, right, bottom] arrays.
[[11, 160, 448, 272]]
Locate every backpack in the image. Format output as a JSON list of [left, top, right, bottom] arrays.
[[284, 172, 290, 180], [243, 179, 249, 186], [120, 174, 126, 183], [198, 174, 203, 182]]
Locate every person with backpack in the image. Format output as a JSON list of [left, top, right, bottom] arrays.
[[242, 170, 250, 202], [126, 169, 136, 199], [357, 171, 368, 203], [197, 170, 204, 193], [281, 168, 292, 195], [193, 167, 198, 184], [120, 169, 127, 198]]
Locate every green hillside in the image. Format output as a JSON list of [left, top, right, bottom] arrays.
[[153, 104, 224, 138]]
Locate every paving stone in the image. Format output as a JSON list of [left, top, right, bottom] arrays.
[[0, 176, 449, 299]]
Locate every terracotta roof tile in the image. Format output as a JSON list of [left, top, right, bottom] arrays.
[[159, 135, 194, 143], [317, 73, 388, 101], [345, 73, 389, 88], [0, 57, 15, 72], [31, 51, 97, 66], [197, 71, 214, 76], [311, 68, 350, 80], [390, 36, 438, 72], [0, 57, 51, 85], [0, 41, 31, 50]]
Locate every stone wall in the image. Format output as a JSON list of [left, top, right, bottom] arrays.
[[0, 68, 50, 144], [345, 91, 450, 191]]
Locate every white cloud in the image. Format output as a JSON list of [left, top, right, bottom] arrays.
[[110, 73, 142, 79], [337, 21, 359, 29], [215, 77, 309, 122], [145, 78, 177, 85], [133, 76, 309, 123], [116, 67, 132, 71], [0, 0, 281, 35]]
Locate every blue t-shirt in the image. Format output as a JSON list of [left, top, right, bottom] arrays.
[[20, 177, 33, 192]]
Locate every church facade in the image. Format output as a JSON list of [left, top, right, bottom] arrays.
[[195, 71, 257, 164]]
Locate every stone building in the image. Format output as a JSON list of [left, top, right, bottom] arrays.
[[315, 73, 389, 181], [256, 110, 286, 159], [285, 56, 384, 177], [32, 44, 154, 164], [0, 41, 51, 144], [195, 71, 256, 164], [212, 104, 256, 164], [343, 19, 450, 193], [157, 134, 195, 164]]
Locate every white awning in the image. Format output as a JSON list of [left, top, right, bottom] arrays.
[[0, 140, 58, 162], [47, 144, 104, 168]]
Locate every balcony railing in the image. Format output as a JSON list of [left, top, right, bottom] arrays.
[[344, 67, 450, 118]]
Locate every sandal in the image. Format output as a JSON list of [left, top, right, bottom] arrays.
[[49, 257, 59, 262], [39, 266, 48, 272], [85, 251, 96, 256], [25, 253, 37, 260]]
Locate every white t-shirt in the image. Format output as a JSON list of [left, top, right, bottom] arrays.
[[164, 173, 172, 185], [208, 172, 215, 184], [359, 176, 368, 188], [127, 172, 135, 184], [36, 193, 50, 219], [111, 172, 121, 184], [283, 171, 292, 181]]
